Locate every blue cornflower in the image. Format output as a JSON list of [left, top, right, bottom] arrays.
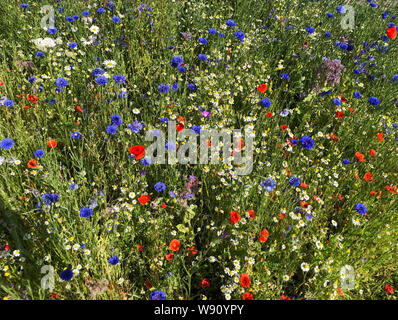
[[332, 98, 342, 106], [353, 91, 362, 99], [382, 11, 388, 19], [208, 28, 216, 35], [234, 30, 245, 42], [80, 207, 93, 218], [261, 97, 272, 108], [188, 83, 197, 91], [60, 266, 74, 281], [47, 27, 58, 35], [97, 8, 105, 14], [68, 42, 77, 49], [113, 74, 126, 84], [36, 51, 44, 58], [28, 76, 37, 84], [92, 68, 105, 77], [34, 149, 44, 158], [172, 83, 179, 91], [106, 125, 117, 135], [219, 32, 226, 38], [291, 138, 298, 145], [281, 72, 290, 79], [178, 66, 186, 73], [20, 3, 29, 9], [165, 142, 176, 150], [324, 31, 332, 37], [71, 131, 81, 139], [299, 136, 314, 150], [42, 193, 59, 204], [342, 159, 350, 165], [226, 19, 236, 27], [69, 183, 78, 191], [142, 158, 151, 166], [160, 117, 169, 123], [340, 42, 348, 50], [82, 10, 90, 17], [327, 13, 334, 18], [128, 121, 144, 133], [355, 203, 367, 215], [108, 255, 120, 265], [198, 54, 207, 61], [154, 182, 166, 193], [55, 78, 68, 87], [199, 37, 208, 45], [337, 5, 346, 14], [0, 138, 14, 150], [158, 84, 170, 93], [289, 177, 301, 187], [3, 99, 14, 107], [260, 178, 277, 192], [191, 126, 201, 134], [111, 114, 122, 126], [392, 74, 398, 82], [149, 290, 166, 300], [170, 56, 183, 67], [112, 16, 120, 23], [96, 76, 108, 85], [305, 26, 315, 33], [368, 96, 380, 106]]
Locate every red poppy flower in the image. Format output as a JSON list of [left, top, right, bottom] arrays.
[[0, 80, 3, 86], [145, 280, 152, 288], [137, 244, 143, 251], [138, 194, 151, 205], [129, 145, 145, 159], [247, 209, 255, 220], [76, 106, 83, 112], [369, 149, 376, 157], [355, 152, 365, 162], [281, 294, 291, 300], [364, 172, 374, 182], [176, 123, 184, 132], [161, 203, 167, 209], [335, 111, 344, 119], [23, 105, 31, 109], [386, 26, 397, 39], [257, 83, 267, 93], [46, 139, 57, 148], [230, 210, 241, 224], [169, 239, 180, 251], [266, 112, 273, 118], [259, 228, 269, 243], [27, 159, 37, 168], [201, 278, 210, 288], [240, 273, 250, 288], [242, 292, 253, 300], [27, 94, 39, 103], [377, 132, 384, 142], [385, 284, 394, 294], [165, 253, 174, 261], [281, 125, 287, 131], [187, 246, 198, 257]]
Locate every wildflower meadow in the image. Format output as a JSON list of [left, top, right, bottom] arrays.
[[0, 0, 397, 301]]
